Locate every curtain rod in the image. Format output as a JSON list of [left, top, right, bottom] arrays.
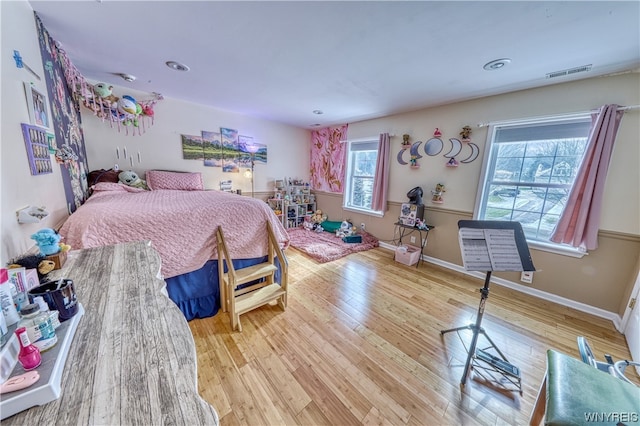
[[477, 105, 639, 128], [339, 134, 395, 143]]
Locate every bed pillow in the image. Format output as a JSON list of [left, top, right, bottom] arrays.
[[146, 170, 204, 191], [88, 169, 120, 186]]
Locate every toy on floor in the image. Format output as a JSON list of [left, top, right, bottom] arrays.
[[336, 220, 357, 238], [305, 209, 327, 232]]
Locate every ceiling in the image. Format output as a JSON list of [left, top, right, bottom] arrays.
[[28, 1, 640, 129]]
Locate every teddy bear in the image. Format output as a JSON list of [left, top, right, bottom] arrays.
[[309, 209, 327, 232], [31, 228, 61, 256], [118, 170, 149, 190], [310, 209, 327, 225]]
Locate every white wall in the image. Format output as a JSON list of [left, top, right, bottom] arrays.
[[347, 73, 640, 235], [1, 0, 69, 263], [0, 0, 311, 267], [80, 88, 311, 194]]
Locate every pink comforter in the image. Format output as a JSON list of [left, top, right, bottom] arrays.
[[59, 183, 289, 278]]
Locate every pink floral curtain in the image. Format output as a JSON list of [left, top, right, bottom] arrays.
[[550, 104, 624, 250], [310, 125, 348, 193], [371, 133, 390, 212]]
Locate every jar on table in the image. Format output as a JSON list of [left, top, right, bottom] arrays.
[[17, 303, 57, 352]]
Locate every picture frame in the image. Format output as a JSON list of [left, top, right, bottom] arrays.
[[24, 82, 50, 128], [21, 123, 53, 175]]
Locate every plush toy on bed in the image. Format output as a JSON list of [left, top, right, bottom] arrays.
[[118, 170, 149, 190]]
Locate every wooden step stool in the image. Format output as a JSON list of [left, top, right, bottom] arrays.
[[216, 222, 288, 331]]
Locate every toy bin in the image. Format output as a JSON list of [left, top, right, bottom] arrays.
[[394, 244, 421, 266]]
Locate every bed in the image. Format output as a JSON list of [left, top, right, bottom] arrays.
[[59, 172, 289, 320]]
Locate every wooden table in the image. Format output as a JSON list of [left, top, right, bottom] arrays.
[[3, 241, 219, 425]]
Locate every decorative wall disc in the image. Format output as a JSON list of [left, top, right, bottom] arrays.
[[444, 138, 462, 158], [397, 149, 409, 165], [424, 138, 443, 156], [409, 141, 423, 159], [460, 142, 480, 163]]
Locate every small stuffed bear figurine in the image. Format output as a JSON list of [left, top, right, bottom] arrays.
[[31, 228, 61, 256], [118, 170, 149, 190]]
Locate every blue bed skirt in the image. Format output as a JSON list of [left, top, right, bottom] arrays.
[[165, 256, 282, 321]]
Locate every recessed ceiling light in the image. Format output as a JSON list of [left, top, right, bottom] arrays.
[[483, 58, 511, 71], [118, 73, 136, 82], [312, 110, 323, 115], [166, 61, 190, 72]]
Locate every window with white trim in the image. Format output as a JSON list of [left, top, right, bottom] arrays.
[[343, 139, 382, 216], [475, 116, 592, 250]]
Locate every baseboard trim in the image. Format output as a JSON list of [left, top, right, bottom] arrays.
[[379, 241, 623, 331]]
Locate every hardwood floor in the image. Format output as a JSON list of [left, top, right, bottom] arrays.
[[189, 247, 636, 426]]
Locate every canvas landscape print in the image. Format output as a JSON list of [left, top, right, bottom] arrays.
[[202, 130, 222, 167], [181, 134, 204, 160], [221, 127, 239, 173]]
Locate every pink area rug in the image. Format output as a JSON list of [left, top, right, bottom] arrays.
[[287, 227, 379, 263]]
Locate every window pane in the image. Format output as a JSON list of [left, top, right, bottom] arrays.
[[476, 116, 591, 245], [350, 176, 373, 208], [344, 140, 379, 214]]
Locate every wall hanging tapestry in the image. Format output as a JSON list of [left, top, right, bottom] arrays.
[[35, 13, 89, 213], [310, 124, 348, 193]]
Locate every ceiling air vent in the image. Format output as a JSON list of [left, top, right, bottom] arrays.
[[546, 64, 592, 79]]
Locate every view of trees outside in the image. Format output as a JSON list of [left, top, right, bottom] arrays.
[[481, 137, 588, 241], [348, 150, 377, 209]]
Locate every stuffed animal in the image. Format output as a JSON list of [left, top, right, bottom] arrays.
[[118, 95, 137, 115], [118, 170, 149, 190], [38, 260, 56, 276], [336, 220, 355, 238], [310, 209, 327, 225], [31, 228, 61, 256], [141, 103, 155, 117], [93, 82, 119, 104]]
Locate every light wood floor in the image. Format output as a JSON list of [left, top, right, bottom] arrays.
[[189, 247, 636, 426]]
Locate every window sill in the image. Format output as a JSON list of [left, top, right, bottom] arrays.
[[527, 240, 587, 258], [342, 205, 384, 218]]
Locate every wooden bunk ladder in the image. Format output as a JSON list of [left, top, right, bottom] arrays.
[[216, 221, 288, 331]]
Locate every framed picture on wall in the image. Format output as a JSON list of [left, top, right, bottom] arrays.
[[24, 82, 50, 128]]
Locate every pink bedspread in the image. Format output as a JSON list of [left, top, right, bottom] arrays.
[[59, 184, 289, 278]]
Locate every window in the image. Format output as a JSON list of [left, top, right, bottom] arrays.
[[475, 116, 592, 253], [343, 139, 382, 216]]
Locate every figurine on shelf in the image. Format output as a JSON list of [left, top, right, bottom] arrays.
[[431, 183, 446, 204], [433, 128, 442, 138], [410, 155, 419, 168], [446, 157, 459, 167], [402, 134, 411, 148], [460, 125, 472, 142]]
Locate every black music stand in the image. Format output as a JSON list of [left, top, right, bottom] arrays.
[[441, 220, 535, 394]]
